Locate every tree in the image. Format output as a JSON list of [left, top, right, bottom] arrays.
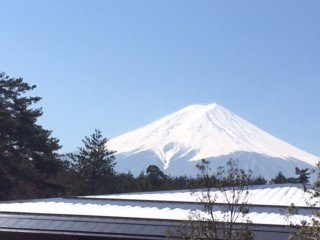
[[270, 171, 288, 184], [169, 159, 254, 240], [0, 72, 63, 200], [295, 167, 310, 186], [114, 172, 137, 193], [288, 162, 320, 240], [270, 171, 297, 184], [146, 165, 165, 190], [69, 129, 116, 195]]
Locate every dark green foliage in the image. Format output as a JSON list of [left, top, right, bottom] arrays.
[[68, 129, 116, 195], [252, 175, 268, 185], [271, 168, 311, 189], [113, 172, 137, 193], [147, 165, 165, 179], [295, 167, 310, 185], [270, 171, 288, 184], [0, 72, 64, 200], [270, 171, 298, 184], [100, 162, 268, 195], [111, 170, 191, 193], [146, 165, 165, 189]]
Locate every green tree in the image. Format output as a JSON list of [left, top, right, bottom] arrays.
[[146, 164, 165, 190], [288, 162, 320, 240], [169, 159, 254, 240], [114, 172, 138, 193], [0, 72, 63, 200], [69, 129, 116, 195], [295, 167, 310, 186], [270, 171, 298, 185], [270, 171, 288, 184]]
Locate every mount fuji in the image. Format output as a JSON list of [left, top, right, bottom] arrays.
[[108, 103, 318, 179]]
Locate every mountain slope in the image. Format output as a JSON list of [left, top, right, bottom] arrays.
[[108, 103, 318, 178]]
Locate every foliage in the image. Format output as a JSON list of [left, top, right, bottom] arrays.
[[288, 162, 320, 239], [295, 167, 311, 186], [270, 171, 298, 184], [289, 215, 320, 240], [68, 129, 116, 195], [270, 168, 311, 185], [146, 165, 165, 189], [0, 72, 64, 200], [168, 159, 254, 240]]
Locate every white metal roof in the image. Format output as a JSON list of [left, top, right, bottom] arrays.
[[0, 184, 316, 227], [85, 184, 316, 207]]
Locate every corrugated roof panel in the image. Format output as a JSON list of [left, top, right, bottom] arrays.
[[79, 221, 101, 232], [71, 221, 88, 232], [0, 184, 316, 227], [85, 184, 315, 207], [46, 219, 65, 230], [100, 222, 122, 233], [0, 217, 10, 226], [0, 200, 304, 225], [20, 219, 41, 229], [58, 220, 76, 231], [0, 218, 20, 228]]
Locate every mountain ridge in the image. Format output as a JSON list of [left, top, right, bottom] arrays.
[[108, 103, 318, 178]]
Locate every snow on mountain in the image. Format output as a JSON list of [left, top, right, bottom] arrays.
[[108, 103, 319, 179]]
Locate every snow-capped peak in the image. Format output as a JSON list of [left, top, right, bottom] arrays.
[[108, 103, 318, 178]]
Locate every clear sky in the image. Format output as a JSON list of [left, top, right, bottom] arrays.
[[1, 1, 319, 156]]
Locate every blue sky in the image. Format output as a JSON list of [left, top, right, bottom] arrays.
[[1, 1, 319, 156]]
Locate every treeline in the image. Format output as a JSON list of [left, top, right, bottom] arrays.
[[0, 72, 312, 201], [61, 128, 311, 196], [59, 129, 270, 197]]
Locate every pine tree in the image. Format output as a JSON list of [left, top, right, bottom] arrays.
[[69, 129, 116, 195], [146, 165, 165, 190], [295, 167, 311, 186], [0, 72, 63, 200]]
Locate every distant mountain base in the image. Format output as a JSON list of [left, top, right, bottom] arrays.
[[115, 150, 315, 180]]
